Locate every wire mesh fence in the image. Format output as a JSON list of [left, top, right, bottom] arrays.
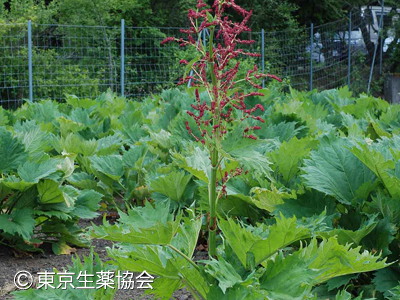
[[0, 13, 382, 107], [0, 23, 29, 106], [124, 27, 187, 98], [31, 24, 120, 101]]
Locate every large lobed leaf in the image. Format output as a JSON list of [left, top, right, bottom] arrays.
[[302, 137, 376, 205], [150, 171, 192, 203], [350, 143, 400, 198], [219, 214, 311, 268], [0, 126, 27, 173], [260, 238, 389, 299], [269, 136, 318, 183]]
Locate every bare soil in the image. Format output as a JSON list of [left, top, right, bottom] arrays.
[[0, 216, 194, 300]]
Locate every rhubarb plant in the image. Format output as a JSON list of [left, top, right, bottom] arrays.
[[161, 0, 281, 257]]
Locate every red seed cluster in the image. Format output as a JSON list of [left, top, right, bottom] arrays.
[[161, 0, 282, 142], [218, 167, 244, 198]]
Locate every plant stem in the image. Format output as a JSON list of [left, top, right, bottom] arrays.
[[167, 244, 200, 271], [208, 147, 219, 258]]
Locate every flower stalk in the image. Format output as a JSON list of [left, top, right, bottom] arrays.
[[208, 147, 219, 257], [162, 0, 281, 259]]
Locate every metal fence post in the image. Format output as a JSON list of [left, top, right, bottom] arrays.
[[379, 0, 384, 75], [28, 20, 33, 102], [347, 12, 352, 87], [309, 23, 314, 91], [368, 0, 385, 93], [120, 19, 125, 97], [261, 29, 265, 88]]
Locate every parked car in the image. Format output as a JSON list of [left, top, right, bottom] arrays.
[[333, 6, 399, 54]]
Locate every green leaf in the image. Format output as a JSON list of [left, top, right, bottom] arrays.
[[17, 159, 59, 183], [302, 137, 376, 205], [218, 218, 259, 268], [67, 172, 97, 190], [149, 129, 173, 149], [89, 155, 124, 181], [172, 146, 211, 183], [250, 214, 311, 265], [37, 180, 78, 207], [317, 217, 377, 246], [57, 116, 86, 136], [0, 208, 35, 240], [37, 179, 65, 204], [72, 189, 103, 219], [370, 191, 400, 223], [260, 250, 318, 298], [52, 240, 76, 255], [171, 213, 202, 257], [108, 244, 208, 299], [387, 285, 400, 299], [260, 238, 389, 298], [0, 107, 9, 126], [327, 274, 358, 291], [24, 100, 61, 123], [96, 135, 123, 155], [219, 214, 311, 268], [274, 190, 336, 218], [372, 268, 400, 295], [65, 94, 97, 109], [2, 176, 35, 191], [14, 120, 54, 157], [350, 143, 400, 198], [341, 95, 389, 119], [59, 133, 98, 156], [269, 136, 317, 182], [145, 277, 182, 300], [311, 238, 389, 282], [222, 137, 272, 179], [118, 121, 146, 143], [150, 171, 192, 203], [250, 186, 295, 212], [92, 202, 180, 245], [217, 179, 260, 218], [92, 201, 207, 299], [362, 218, 397, 256], [206, 283, 269, 300], [0, 126, 27, 173], [259, 121, 303, 142], [204, 257, 244, 293]]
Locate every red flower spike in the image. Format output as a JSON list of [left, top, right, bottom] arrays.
[[161, 37, 175, 45], [160, 0, 281, 144], [255, 116, 265, 123], [255, 104, 265, 111], [196, 0, 207, 9]]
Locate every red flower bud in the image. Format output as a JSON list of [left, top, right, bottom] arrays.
[[160, 37, 175, 45]]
